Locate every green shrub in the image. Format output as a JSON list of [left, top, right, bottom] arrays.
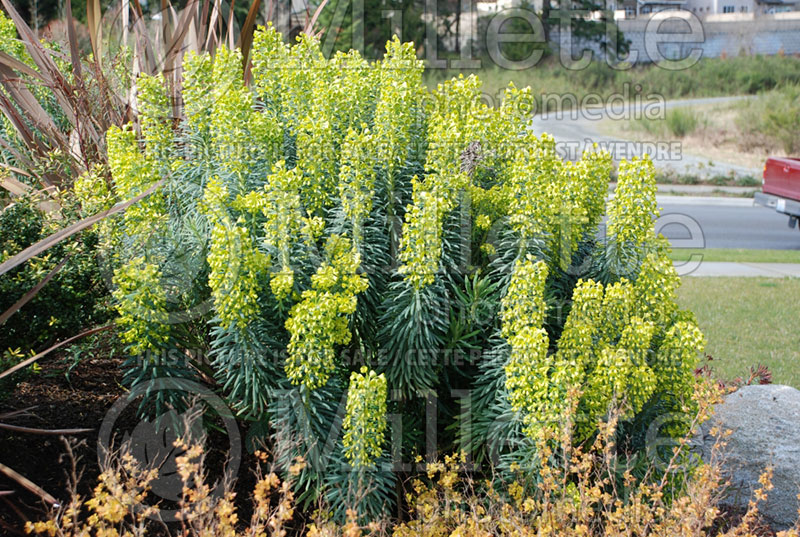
[[665, 107, 700, 137], [82, 28, 706, 519], [737, 84, 800, 154], [761, 84, 800, 154], [0, 194, 110, 354], [628, 108, 700, 139]]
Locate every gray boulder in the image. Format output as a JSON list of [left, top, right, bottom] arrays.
[[695, 384, 800, 530]]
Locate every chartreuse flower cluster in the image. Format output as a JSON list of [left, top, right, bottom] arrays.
[[503, 245, 703, 442], [207, 217, 268, 331], [327, 50, 376, 139], [106, 124, 166, 239], [545, 280, 603, 427], [339, 126, 377, 246], [552, 148, 613, 267], [606, 157, 659, 260], [500, 256, 549, 339], [112, 257, 170, 355], [397, 179, 449, 289], [182, 51, 214, 133], [285, 236, 368, 390], [102, 74, 172, 250], [398, 73, 504, 288], [503, 134, 613, 270], [343, 367, 388, 468], [583, 315, 656, 426], [501, 258, 555, 439], [210, 47, 257, 179], [250, 23, 289, 108], [373, 38, 424, 179], [137, 74, 173, 160], [505, 132, 563, 245], [656, 321, 706, 405], [296, 108, 338, 213], [232, 160, 320, 301], [92, 24, 707, 518], [497, 158, 702, 442], [199, 175, 269, 331]]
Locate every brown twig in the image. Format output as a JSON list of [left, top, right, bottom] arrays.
[[0, 324, 113, 381], [0, 462, 58, 506], [0, 423, 92, 435]]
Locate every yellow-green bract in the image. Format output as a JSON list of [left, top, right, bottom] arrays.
[[343, 367, 388, 468], [112, 257, 170, 355]]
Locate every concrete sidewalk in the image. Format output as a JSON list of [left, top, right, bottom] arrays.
[[676, 262, 800, 277], [655, 185, 757, 196], [655, 195, 755, 206], [609, 185, 757, 198], [607, 194, 756, 206]]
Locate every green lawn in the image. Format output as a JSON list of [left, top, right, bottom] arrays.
[[668, 248, 800, 264], [676, 277, 800, 388]]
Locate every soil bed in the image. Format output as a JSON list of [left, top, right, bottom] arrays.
[[0, 333, 262, 535]]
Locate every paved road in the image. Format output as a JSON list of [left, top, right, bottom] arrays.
[[531, 96, 759, 178], [655, 197, 800, 250]]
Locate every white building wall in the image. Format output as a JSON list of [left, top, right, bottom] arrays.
[[685, 0, 755, 14], [616, 11, 800, 59]]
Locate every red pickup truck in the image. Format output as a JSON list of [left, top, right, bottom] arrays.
[[754, 157, 800, 230]]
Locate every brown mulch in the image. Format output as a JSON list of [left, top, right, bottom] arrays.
[[0, 332, 261, 535], [0, 337, 127, 532]]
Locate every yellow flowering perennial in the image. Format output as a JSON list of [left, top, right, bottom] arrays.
[[500, 256, 549, 340], [343, 367, 388, 467], [284, 236, 369, 390], [137, 73, 173, 160], [250, 23, 289, 107], [606, 157, 659, 247], [634, 250, 681, 324], [398, 180, 450, 289], [397, 74, 502, 288], [503, 258, 704, 442], [106, 124, 165, 238], [655, 321, 706, 406], [502, 258, 554, 438], [498, 172, 702, 443], [112, 257, 170, 355], [339, 126, 377, 247], [373, 37, 424, 178], [207, 217, 267, 331], [211, 47, 256, 179], [182, 50, 214, 133], [88, 27, 708, 514], [505, 133, 563, 246], [235, 160, 307, 301]]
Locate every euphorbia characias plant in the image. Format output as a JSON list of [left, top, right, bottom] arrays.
[[76, 25, 705, 518]]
